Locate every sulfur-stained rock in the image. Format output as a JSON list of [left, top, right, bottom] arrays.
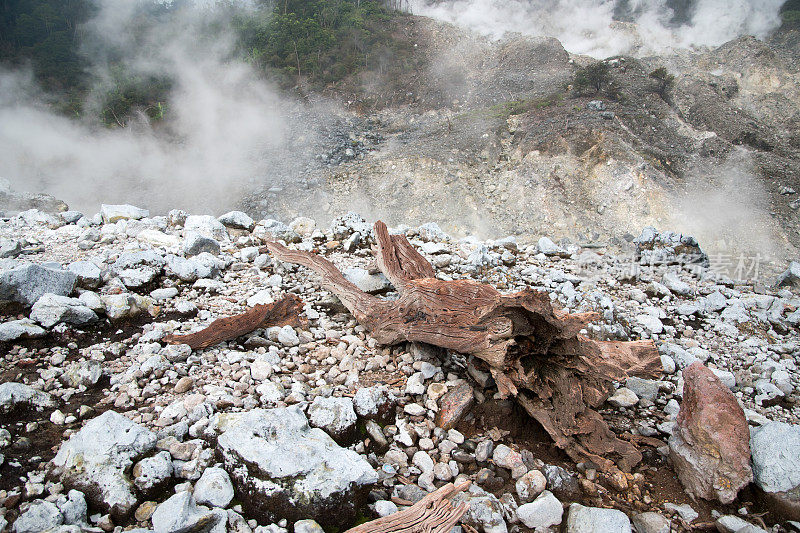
[[669, 362, 752, 504]]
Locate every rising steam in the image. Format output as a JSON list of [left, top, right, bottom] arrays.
[[0, 0, 322, 215], [408, 0, 784, 58]]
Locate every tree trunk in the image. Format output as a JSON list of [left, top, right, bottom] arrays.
[[264, 221, 661, 474]]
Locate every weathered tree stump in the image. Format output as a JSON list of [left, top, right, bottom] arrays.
[[264, 221, 661, 473], [344, 482, 470, 533]]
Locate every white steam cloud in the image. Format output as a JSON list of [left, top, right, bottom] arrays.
[[408, 0, 784, 58], [0, 0, 323, 215], [667, 150, 785, 269]]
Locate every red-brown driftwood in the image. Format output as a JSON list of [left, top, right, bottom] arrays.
[[264, 221, 661, 473], [163, 294, 305, 350], [345, 482, 470, 533]]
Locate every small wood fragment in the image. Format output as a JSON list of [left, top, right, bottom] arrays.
[[163, 294, 305, 350], [345, 482, 471, 533]]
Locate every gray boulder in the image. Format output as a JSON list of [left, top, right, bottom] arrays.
[[184, 215, 229, 241], [165, 254, 221, 282], [101, 204, 149, 223], [566, 503, 631, 532], [634, 227, 708, 267], [52, 411, 157, 520], [113, 251, 165, 289], [517, 490, 563, 530], [0, 382, 55, 412], [12, 500, 63, 533], [308, 396, 358, 444], [661, 272, 693, 297], [218, 211, 255, 231], [184, 233, 220, 256], [194, 467, 234, 508], [30, 294, 98, 328], [750, 421, 800, 520], [151, 491, 221, 533], [216, 406, 377, 528], [0, 238, 21, 259], [775, 261, 800, 289], [67, 261, 102, 289], [0, 264, 77, 306], [343, 268, 392, 294], [452, 484, 507, 533], [0, 319, 46, 342]]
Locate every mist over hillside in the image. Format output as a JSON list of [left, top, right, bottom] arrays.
[[408, 0, 785, 57]]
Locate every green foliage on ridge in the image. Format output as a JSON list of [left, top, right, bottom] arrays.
[[233, 0, 403, 87]]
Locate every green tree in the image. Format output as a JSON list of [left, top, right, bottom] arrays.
[[649, 66, 675, 101], [572, 62, 611, 95]]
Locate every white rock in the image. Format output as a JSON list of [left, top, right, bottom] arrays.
[[0, 382, 55, 412], [353, 386, 394, 420], [247, 289, 274, 307], [12, 500, 63, 533], [662, 272, 693, 296], [218, 211, 255, 231], [67, 260, 102, 288], [151, 287, 179, 301], [607, 387, 639, 408], [30, 293, 98, 328], [307, 396, 357, 441], [404, 403, 426, 416], [344, 268, 392, 294], [516, 469, 547, 502], [452, 485, 507, 533], [374, 500, 398, 517], [294, 519, 324, 533], [412, 450, 435, 473], [250, 360, 273, 381], [151, 491, 219, 533], [277, 325, 299, 347], [216, 407, 377, 524], [52, 411, 157, 519], [566, 503, 631, 533], [133, 450, 173, 494], [493, 444, 527, 478], [289, 217, 316, 236], [0, 319, 46, 342], [194, 467, 234, 508], [517, 490, 563, 530], [185, 215, 229, 241], [101, 204, 149, 223], [636, 314, 663, 334], [137, 229, 181, 247]]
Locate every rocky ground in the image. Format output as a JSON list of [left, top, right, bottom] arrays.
[[0, 202, 799, 533]]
